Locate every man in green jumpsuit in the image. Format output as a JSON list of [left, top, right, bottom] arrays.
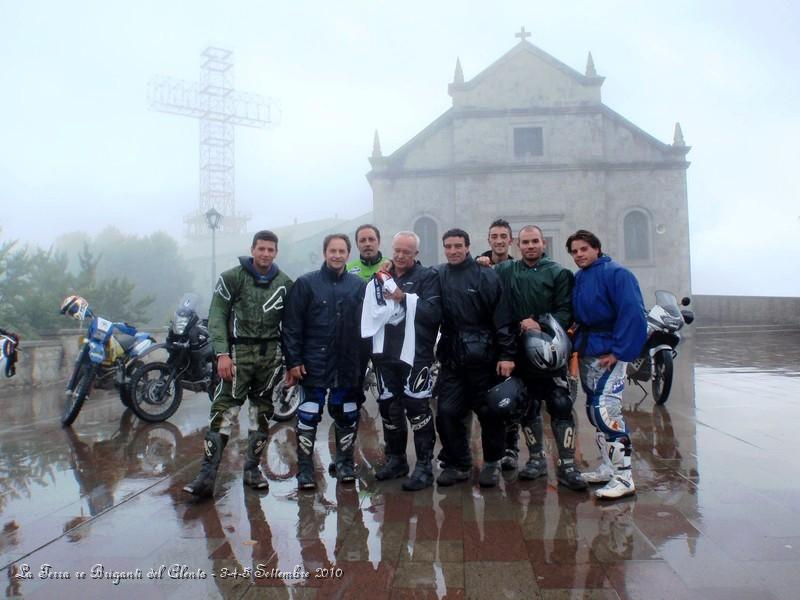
[[183, 230, 293, 499]]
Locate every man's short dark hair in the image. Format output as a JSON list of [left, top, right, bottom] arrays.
[[323, 233, 352, 253], [488, 218, 512, 237], [252, 230, 279, 249], [355, 224, 380, 242], [566, 229, 602, 253], [442, 228, 470, 247]]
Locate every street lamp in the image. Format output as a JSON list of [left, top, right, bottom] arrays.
[[205, 207, 223, 290]]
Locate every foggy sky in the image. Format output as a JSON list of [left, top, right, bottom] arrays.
[[1, 0, 799, 295]]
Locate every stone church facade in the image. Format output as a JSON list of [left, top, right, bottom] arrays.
[[367, 33, 692, 302]]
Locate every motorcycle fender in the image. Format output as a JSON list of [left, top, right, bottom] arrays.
[[130, 333, 156, 358], [649, 344, 673, 357], [88, 340, 105, 363]]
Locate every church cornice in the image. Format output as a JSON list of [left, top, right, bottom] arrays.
[[367, 159, 690, 182]]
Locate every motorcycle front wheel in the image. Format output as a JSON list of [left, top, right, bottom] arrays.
[[129, 362, 183, 423], [62, 361, 97, 427], [652, 349, 674, 405]]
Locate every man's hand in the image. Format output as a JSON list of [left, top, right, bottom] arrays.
[[378, 259, 393, 274], [217, 354, 235, 381], [285, 364, 306, 386], [597, 354, 618, 370], [496, 360, 515, 377], [383, 288, 405, 302], [520, 318, 540, 333], [476, 256, 491, 267]]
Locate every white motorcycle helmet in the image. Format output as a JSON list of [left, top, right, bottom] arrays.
[[60, 295, 91, 321], [523, 313, 571, 372]]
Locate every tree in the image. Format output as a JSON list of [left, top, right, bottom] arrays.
[[73, 243, 154, 324]]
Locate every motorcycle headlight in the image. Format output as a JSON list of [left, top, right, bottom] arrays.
[[172, 315, 191, 335]]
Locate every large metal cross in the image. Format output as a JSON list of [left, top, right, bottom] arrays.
[[148, 47, 274, 235]]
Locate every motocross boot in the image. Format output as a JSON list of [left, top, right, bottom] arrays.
[[296, 428, 317, 490], [401, 412, 436, 491], [596, 440, 636, 500], [582, 432, 614, 484], [242, 431, 270, 490], [334, 423, 357, 484], [183, 431, 228, 498], [552, 419, 587, 491], [501, 423, 520, 471], [518, 417, 547, 480]]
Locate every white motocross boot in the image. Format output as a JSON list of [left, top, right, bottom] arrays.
[[581, 432, 614, 484], [595, 440, 635, 500]]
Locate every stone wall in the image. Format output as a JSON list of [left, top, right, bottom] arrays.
[[692, 295, 800, 327], [0, 328, 168, 392]]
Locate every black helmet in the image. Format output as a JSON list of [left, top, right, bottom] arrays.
[[486, 376, 526, 418]]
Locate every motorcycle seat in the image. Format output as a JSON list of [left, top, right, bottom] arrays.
[[114, 332, 136, 351]]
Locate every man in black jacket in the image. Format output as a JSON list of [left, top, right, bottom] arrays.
[[367, 231, 442, 491], [435, 228, 516, 488], [282, 234, 367, 490]]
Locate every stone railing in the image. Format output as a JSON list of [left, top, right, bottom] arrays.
[[0, 328, 168, 392], [692, 295, 800, 328]]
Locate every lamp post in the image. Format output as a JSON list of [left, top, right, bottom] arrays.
[[205, 208, 222, 290]]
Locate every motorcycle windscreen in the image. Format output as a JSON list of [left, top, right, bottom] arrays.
[[173, 292, 202, 335], [654, 290, 681, 319]]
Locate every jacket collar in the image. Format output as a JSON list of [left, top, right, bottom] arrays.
[[359, 251, 384, 267], [448, 254, 475, 271], [239, 256, 278, 284], [321, 262, 347, 281], [583, 254, 611, 271]]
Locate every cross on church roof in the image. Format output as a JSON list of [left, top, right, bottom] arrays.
[[515, 26, 531, 42]]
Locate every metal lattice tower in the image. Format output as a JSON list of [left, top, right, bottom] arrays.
[[149, 47, 274, 236]]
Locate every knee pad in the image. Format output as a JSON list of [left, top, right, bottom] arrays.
[[404, 364, 433, 399], [546, 387, 574, 421], [209, 406, 241, 437], [297, 387, 325, 429], [327, 388, 359, 427], [591, 404, 629, 441], [403, 396, 430, 420], [378, 398, 405, 431]]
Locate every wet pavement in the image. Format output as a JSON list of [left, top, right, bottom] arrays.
[[1, 331, 799, 599]]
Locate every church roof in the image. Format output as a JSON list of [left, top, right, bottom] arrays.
[[452, 39, 604, 92], [369, 36, 687, 175]]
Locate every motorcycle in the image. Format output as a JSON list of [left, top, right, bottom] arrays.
[[128, 293, 300, 423], [270, 360, 301, 422], [128, 293, 217, 422], [626, 290, 695, 405], [1, 327, 20, 378], [60, 296, 157, 427]]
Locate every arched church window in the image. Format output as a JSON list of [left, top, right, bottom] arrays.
[[414, 217, 439, 267], [623, 210, 651, 261]]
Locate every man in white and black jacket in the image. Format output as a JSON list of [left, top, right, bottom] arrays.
[[365, 231, 442, 491]]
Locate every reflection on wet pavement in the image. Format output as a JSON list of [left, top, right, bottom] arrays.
[[1, 331, 799, 598]]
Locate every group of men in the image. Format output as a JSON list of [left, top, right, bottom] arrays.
[[183, 218, 647, 502]]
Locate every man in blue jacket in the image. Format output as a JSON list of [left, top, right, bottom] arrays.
[[567, 230, 646, 499], [282, 234, 367, 490]]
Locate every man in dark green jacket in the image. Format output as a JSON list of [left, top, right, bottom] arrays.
[[495, 225, 586, 491], [183, 230, 293, 499]]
